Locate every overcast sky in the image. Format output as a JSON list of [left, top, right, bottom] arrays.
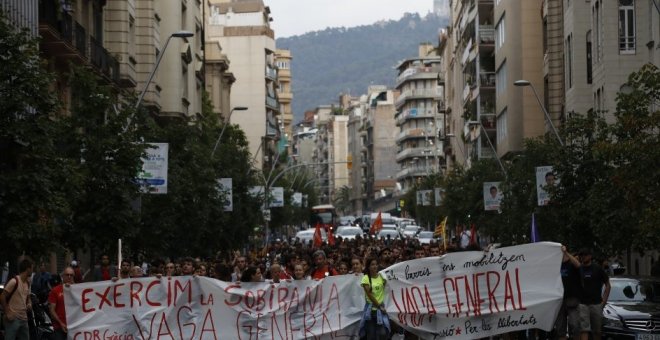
[[264, 0, 434, 38]]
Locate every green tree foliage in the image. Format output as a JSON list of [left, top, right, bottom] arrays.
[[137, 94, 262, 258], [0, 15, 72, 260], [333, 185, 351, 215]]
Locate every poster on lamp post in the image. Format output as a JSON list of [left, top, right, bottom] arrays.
[[293, 192, 303, 206], [137, 143, 168, 194], [217, 178, 233, 211], [434, 188, 445, 206], [269, 187, 284, 207], [536, 166, 558, 206], [483, 181, 503, 211]]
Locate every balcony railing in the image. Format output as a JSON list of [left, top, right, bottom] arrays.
[[265, 66, 277, 79], [480, 72, 495, 87], [265, 95, 278, 109], [395, 88, 443, 107], [479, 27, 494, 44], [396, 128, 425, 143], [90, 36, 119, 82], [396, 65, 442, 86], [74, 22, 86, 56]]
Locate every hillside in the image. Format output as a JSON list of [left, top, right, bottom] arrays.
[[276, 13, 449, 122]]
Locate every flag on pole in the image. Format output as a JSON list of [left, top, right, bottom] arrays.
[[313, 223, 323, 248], [369, 211, 383, 235], [531, 213, 541, 243], [434, 217, 448, 251], [469, 223, 477, 247], [327, 227, 335, 246]]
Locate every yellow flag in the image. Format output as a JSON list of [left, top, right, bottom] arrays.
[[434, 217, 448, 250]]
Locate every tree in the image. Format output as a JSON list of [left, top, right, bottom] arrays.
[[0, 14, 73, 261], [333, 185, 351, 215]]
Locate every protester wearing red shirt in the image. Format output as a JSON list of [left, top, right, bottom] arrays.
[[310, 250, 338, 280], [48, 266, 75, 340]]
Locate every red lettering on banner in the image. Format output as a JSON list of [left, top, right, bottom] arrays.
[[503, 270, 516, 311], [130, 281, 143, 308], [288, 287, 300, 312], [156, 312, 174, 338], [255, 289, 266, 312], [302, 313, 317, 338], [113, 283, 125, 308], [326, 283, 340, 312], [96, 286, 113, 310], [200, 293, 214, 306], [177, 306, 196, 338], [516, 268, 525, 310], [173, 279, 191, 307], [303, 286, 322, 313], [145, 280, 161, 307], [390, 284, 436, 326], [486, 271, 501, 313], [199, 309, 218, 340], [277, 287, 289, 312], [82, 288, 95, 313], [224, 284, 241, 306]]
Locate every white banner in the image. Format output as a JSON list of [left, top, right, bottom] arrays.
[[65, 276, 363, 340], [137, 143, 168, 194], [217, 178, 233, 211], [381, 242, 563, 339], [64, 244, 563, 340], [483, 181, 503, 211]]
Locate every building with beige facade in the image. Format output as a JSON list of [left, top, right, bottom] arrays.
[[275, 49, 293, 141], [394, 44, 445, 193], [207, 0, 279, 170]]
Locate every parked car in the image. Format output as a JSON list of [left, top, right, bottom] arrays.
[[402, 225, 422, 238], [339, 215, 356, 226], [376, 229, 401, 240], [416, 231, 439, 245], [294, 228, 327, 244], [602, 276, 660, 339], [335, 226, 363, 240]]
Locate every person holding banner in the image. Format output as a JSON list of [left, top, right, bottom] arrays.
[[555, 246, 582, 340], [360, 257, 390, 339], [48, 266, 75, 340]]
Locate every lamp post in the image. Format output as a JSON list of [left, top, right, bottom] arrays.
[[211, 106, 248, 157], [469, 121, 508, 179], [124, 30, 194, 133], [513, 80, 564, 146]]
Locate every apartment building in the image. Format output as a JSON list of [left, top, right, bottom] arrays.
[[362, 87, 399, 213], [559, 0, 659, 120], [207, 0, 279, 170], [205, 39, 236, 118], [1, 0, 38, 36], [394, 43, 445, 194], [346, 98, 365, 215], [275, 49, 293, 141]]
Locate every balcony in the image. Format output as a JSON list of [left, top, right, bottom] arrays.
[[396, 147, 431, 162], [480, 72, 495, 88], [396, 65, 442, 87], [395, 107, 441, 125], [90, 37, 120, 83], [265, 66, 277, 80], [396, 166, 429, 180], [480, 113, 496, 131], [265, 95, 279, 110], [39, 3, 86, 65], [396, 128, 425, 143], [395, 88, 443, 108], [479, 26, 494, 44]]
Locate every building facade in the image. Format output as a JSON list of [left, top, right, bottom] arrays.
[[394, 44, 445, 194], [275, 49, 293, 141], [207, 0, 279, 170], [1, 0, 38, 36]]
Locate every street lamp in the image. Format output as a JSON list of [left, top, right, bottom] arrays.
[[468, 121, 508, 179], [211, 106, 248, 157], [124, 30, 194, 132], [513, 80, 564, 146]]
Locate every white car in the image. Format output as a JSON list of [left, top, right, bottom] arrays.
[[295, 228, 327, 244], [376, 229, 401, 240], [402, 225, 422, 238], [416, 231, 438, 244], [335, 226, 363, 240]]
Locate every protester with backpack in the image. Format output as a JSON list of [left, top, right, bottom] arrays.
[[0, 259, 34, 340]]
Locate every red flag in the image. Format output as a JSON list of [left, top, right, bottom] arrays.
[[369, 211, 383, 235], [313, 222, 323, 248], [327, 227, 335, 246], [469, 223, 477, 246]]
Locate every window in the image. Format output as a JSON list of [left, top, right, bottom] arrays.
[[618, 0, 635, 53], [586, 31, 592, 83], [496, 109, 507, 144], [496, 61, 507, 97], [495, 15, 506, 50], [566, 34, 573, 88], [593, 1, 603, 63]]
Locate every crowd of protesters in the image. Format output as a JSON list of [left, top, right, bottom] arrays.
[[3, 228, 656, 340]]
